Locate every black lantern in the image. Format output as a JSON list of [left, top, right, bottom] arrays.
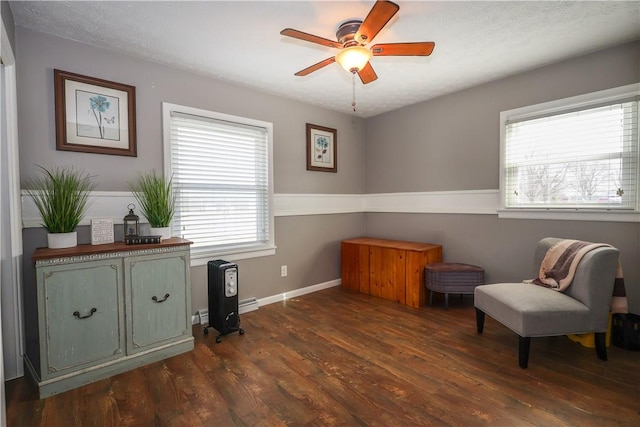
[[123, 204, 140, 239]]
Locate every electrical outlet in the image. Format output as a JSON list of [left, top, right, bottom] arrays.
[[281, 265, 288, 277]]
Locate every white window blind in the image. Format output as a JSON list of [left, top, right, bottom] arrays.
[[503, 93, 638, 210], [166, 106, 273, 259]]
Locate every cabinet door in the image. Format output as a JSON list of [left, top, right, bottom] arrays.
[[125, 251, 191, 354], [39, 260, 124, 378], [369, 247, 406, 304]]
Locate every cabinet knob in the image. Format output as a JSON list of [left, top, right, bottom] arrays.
[[152, 293, 170, 303], [73, 308, 97, 319]]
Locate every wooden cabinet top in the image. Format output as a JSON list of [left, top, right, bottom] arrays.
[[32, 237, 193, 261], [342, 237, 441, 252]]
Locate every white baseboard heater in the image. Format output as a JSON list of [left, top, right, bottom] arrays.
[[239, 297, 259, 313], [194, 296, 259, 326]]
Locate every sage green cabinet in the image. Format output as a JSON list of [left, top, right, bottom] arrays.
[[25, 238, 193, 398]]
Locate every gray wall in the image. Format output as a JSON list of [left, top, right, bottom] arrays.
[[16, 28, 366, 193], [365, 41, 640, 193], [364, 41, 640, 313], [190, 214, 366, 308], [1, 0, 15, 52], [14, 26, 640, 317], [16, 27, 366, 310], [366, 213, 639, 291]]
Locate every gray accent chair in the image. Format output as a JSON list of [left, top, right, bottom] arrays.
[[474, 237, 619, 368]]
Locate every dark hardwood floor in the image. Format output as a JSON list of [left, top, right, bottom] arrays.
[[6, 286, 640, 426]]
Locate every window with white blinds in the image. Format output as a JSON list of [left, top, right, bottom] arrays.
[[501, 85, 639, 212], [163, 103, 274, 261]]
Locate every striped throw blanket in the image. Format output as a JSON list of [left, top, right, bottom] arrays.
[[528, 239, 628, 313]]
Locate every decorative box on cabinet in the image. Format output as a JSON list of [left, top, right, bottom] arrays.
[[25, 238, 193, 398], [341, 238, 443, 307]]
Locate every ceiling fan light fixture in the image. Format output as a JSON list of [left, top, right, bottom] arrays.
[[336, 46, 372, 73]]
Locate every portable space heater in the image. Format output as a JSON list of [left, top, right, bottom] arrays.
[[204, 260, 245, 343]]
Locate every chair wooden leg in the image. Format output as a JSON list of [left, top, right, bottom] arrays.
[[518, 336, 530, 369], [594, 332, 607, 361], [475, 308, 485, 334]]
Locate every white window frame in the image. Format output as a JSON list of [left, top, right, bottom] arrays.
[[499, 84, 640, 222], [162, 102, 275, 266]]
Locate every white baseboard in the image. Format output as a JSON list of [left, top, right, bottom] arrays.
[[191, 278, 341, 324], [257, 278, 341, 307]]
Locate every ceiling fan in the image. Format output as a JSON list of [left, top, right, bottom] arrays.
[[280, 0, 435, 85]]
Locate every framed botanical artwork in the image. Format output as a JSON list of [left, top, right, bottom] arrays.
[[54, 69, 137, 156], [306, 123, 337, 172]]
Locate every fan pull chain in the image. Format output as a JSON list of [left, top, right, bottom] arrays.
[[351, 72, 357, 112]]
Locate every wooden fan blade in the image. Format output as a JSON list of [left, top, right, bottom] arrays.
[[280, 28, 342, 49], [357, 62, 378, 84], [355, 0, 400, 45], [295, 57, 337, 76], [371, 42, 435, 56]]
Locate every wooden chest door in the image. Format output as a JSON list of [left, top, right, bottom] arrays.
[[369, 246, 406, 304], [341, 242, 370, 293]]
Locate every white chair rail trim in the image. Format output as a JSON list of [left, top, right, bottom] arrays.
[[21, 191, 138, 229], [365, 190, 499, 215], [21, 189, 638, 227]]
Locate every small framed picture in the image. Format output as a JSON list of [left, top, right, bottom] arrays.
[[306, 123, 337, 172], [54, 69, 137, 156]]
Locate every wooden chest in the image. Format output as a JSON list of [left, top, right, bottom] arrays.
[[341, 237, 443, 307]]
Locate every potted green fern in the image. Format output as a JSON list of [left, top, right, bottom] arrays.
[[128, 171, 174, 240], [24, 165, 95, 249]]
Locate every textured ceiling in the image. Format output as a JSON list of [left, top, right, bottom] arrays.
[[9, 1, 640, 117]]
